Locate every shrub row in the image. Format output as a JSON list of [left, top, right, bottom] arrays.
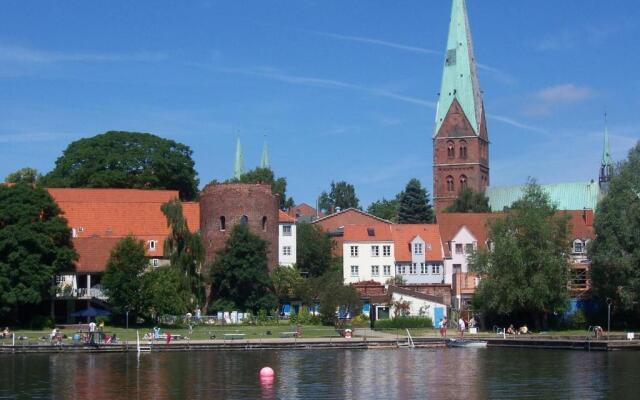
[[374, 316, 433, 329]]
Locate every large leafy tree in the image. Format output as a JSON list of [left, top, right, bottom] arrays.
[[229, 167, 294, 209], [161, 199, 205, 305], [271, 265, 305, 303], [318, 268, 361, 325], [590, 142, 640, 318], [367, 196, 400, 222], [444, 187, 491, 213], [141, 266, 191, 319], [102, 236, 148, 319], [209, 225, 277, 312], [296, 222, 334, 277], [319, 181, 360, 214], [41, 131, 199, 200], [398, 179, 434, 223], [4, 167, 41, 185], [0, 185, 76, 321], [470, 181, 571, 328]]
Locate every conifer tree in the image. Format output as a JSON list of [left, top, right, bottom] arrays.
[[398, 179, 434, 223]]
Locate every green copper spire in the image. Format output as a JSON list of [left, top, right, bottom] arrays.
[[260, 139, 270, 169], [233, 137, 245, 180], [602, 114, 613, 167], [434, 0, 484, 136], [599, 113, 613, 192]]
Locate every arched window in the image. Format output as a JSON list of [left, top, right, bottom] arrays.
[[447, 141, 455, 158], [460, 175, 468, 189], [446, 176, 454, 192], [459, 140, 467, 159], [219, 216, 226, 231], [262, 216, 267, 231], [240, 215, 249, 226]]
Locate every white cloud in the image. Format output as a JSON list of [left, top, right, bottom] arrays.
[[536, 84, 593, 103], [487, 113, 548, 135], [309, 30, 440, 55], [0, 44, 167, 64]]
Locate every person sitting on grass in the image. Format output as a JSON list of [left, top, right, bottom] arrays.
[[506, 325, 516, 335], [2, 327, 10, 339], [518, 325, 529, 335], [594, 326, 604, 339]]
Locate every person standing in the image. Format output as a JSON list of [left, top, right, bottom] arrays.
[[89, 320, 97, 344], [443, 316, 448, 338], [458, 317, 466, 338]]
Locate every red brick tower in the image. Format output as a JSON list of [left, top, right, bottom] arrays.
[[433, 0, 489, 212]]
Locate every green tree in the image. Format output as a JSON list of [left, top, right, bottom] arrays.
[[161, 199, 205, 304], [318, 270, 361, 325], [102, 236, 147, 319], [4, 167, 41, 185], [271, 265, 304, 303], [230, 167, 294, 209], [141, 266, 190, 319], [296, 223, 334, 277], [444, 187, 491, 213], [209, 225, 277, 313], [0, 185, 76, 321], [41, 131, 199, 200], [469, 181, 571, 328], [367, 197, 400, 222], [398, 179, 434, 223], [319, 181, 360, 214], [590, 142, 640, 317]]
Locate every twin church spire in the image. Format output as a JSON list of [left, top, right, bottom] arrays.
[[233, 137, 270, 180]]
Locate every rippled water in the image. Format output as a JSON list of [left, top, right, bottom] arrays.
[[1, 348, 638, 399]]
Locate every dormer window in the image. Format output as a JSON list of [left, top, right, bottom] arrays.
[[148, 240, 157, 251], [573, 240, 584, 254], [414, 243, 423, 255]]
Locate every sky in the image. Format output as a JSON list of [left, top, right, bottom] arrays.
[[1, 0, 639, 207]]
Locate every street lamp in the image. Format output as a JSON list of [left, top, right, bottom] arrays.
[[606, 298, 612, 341]]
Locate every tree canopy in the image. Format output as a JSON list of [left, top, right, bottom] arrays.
[[590, 142, 640, 317], [228, 167, 294, 209], [4, 167, 41, 185], [469, 181, 571, 328], [367, 196, 400, 222], [319, 181, 359, 214], [444, 187, 491, 213], [102, 236, 148, 318], [0, 185, 76, 321], [398, 179, 434, 223], [41, 131, 199, 200], [141, 266, 191, 319], [209, 225, 277, 313], [296, 222, 334, 277]]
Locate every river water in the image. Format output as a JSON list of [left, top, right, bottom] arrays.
[[1, 348, 638, 399]]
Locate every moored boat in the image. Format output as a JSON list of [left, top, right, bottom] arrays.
[[446, 338, 488, 348]]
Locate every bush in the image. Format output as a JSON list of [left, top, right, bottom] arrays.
[[351, 314, 370, 327], [29, 315, 55, 330], [374, 316, 433, 330], [96, 316, 110, 325], [569, 309, 588, 330]]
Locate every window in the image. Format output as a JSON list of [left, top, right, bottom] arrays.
[[350, 265, 359, 277], [459, 140, 467, 159], [371, 245, 380, 257], [420, 263, 427, 274], [371, 265, 380, 276], [453, 264, 462, 274], [455, 244, 463, 254], [432, 265, 440, 274], [282, 225, 292, 236], [240, 215, 248, 225], [465, 243, 474, 254], [486, 240, 494, 251], [447, 141, 455, 158], [383, 265, 391, 276], [152, 259, 159, 267], [447, 176, 455, 192], [414, 243, 423, 255], [148, 240, 157, 251], [350, 246, 359, 257], [219, 216, 226, 231], [282, 246, 291, 256], [410, 264, 417, 274], [573, 240, 584, 254], [383, 245, 391, 257], [262, 216, 267, 231], [460, 175, 468, 190], [397, 265, 406, 275]]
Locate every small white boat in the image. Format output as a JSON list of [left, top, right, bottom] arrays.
[[446, 338, 488, 348]]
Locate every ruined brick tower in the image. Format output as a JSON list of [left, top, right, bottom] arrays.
[[433, 0, 489, 212]]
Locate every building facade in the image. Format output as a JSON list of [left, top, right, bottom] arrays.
[[278, 210, 297, 267]]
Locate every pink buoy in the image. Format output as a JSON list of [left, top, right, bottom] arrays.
[[260, 367, 275, 378]]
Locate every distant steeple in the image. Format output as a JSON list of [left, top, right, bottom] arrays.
[[260, 139, 270, 169], [599, 113, 613, 192], [233, 137, 245, 180], [434, 0, 484, 136]]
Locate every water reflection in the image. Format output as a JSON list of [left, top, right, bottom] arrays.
[[0, 348, 638, 399]]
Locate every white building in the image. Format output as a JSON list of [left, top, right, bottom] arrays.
[[278, 210, 297, 267], [391, 224, 445, 285], [342, 224, 395, 284]]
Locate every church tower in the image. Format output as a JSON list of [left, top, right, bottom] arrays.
[[433, 0, 489, 211], [599, 114, 613, 194]]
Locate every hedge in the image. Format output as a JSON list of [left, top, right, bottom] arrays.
[[374, 316, 433, 329]]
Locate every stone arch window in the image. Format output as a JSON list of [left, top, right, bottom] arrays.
[[219, 216, 226, 231], [447, 141, 455, 158], [240, 215, 249, 226], [446, 176, 455, 192], [262, 216, 267, 231], [460, 175, 468, 189], [459, 140, 468, 159]]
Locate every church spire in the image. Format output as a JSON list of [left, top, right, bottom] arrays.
[[434, 0, 484, 136], [260, 138, 270, 169], [599, 113, 613, 191], [233, 137, 245, 180]]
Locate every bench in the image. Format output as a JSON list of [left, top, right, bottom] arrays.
[[280, 332, 299, 338], [224, 333, 245, 340], [154, 334, 182, 341]]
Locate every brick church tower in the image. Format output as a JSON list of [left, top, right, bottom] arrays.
[[433, 0, 489, 211]]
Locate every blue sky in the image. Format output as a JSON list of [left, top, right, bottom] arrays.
[[1, 0, 638, 207]]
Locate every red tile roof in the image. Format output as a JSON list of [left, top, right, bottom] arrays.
[[562, 210, 595, 240], [279, 210, 295, 223], [73, 237, 120, 273], [313, 208, 392, 227], [436, 213, 503, 257], [391, 224, 444, 262], [343, 224, 393, 242], [47, 188, 179, 203], [287, 203, 322, 219]]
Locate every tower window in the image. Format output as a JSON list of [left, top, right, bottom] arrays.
[[447, 141, 455, 158], [240, 215, 248, 225], [446, 176, 455, 192], [460, 175, 468, 190], [219, 216, 226, 231], [459, 140, 467, 159], [262, 216, 267, 231]]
